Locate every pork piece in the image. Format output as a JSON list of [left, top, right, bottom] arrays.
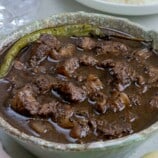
[[8, 69, 34, 91], [14, 60, 25, 70], [108, 91, 131, 112], [29, 120, 54, 135], [39, 102, 74, 128], [30, 43, 50, 67], [12, 84, 40, 115], [147, 66, 158, 84], [29, 105, 75, 143], [39, 34, 61, 50], [33, 66, 47, 74], [50, 43, 76, 60], [77, 37, 96, 50], [100, 60, 135, 89], [38, 100, 59, 116], [79, 55, 98, 66], [90, 91, 131, 113], [133, 48, 152, 62], [75, 108, 89, 118], [99, 59, 115, 68], [35, 75, 86, 102], [70, 114, 90, 139], [70, 124, 83, 139], [96, 41, 129, 56], [109, 62, 135, 89], [59, 44, 76, 57], [55, 104, 74, 128], [54, 82, 86, 103], [70, 122, 89, 139], [150, 94, 158, 109], [135, 75, 145, 86], [34, 75, 57, 94], [12, 84, 75, 127], [30, 34, 61, 66], [90, 92, 107, 114], [57, 57, 79, 77], [96, 119, 133, 138], [84, 74, 103, 94]]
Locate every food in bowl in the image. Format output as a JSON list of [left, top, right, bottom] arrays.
[[0, 24, 158, 144]]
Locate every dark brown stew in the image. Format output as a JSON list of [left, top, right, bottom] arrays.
[[0, 30, 158, 144]]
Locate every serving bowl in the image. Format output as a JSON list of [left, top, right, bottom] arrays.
[[75, 0, 158, 16], [0, 12, 158, 158]]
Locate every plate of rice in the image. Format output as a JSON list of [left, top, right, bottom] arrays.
[[75, 0, 158, 15]]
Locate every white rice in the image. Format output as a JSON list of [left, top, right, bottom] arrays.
[[105, 0, 158, 5]]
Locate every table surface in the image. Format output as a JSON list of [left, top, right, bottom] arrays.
[[0, 0, 158, 157]]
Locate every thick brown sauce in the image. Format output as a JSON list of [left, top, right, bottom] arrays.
[[0, 31, 158, 144]]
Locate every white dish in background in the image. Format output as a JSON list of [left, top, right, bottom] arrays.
[[75, 0, 158, 15]]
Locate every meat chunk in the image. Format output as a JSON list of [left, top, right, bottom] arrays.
[[39, 34, 60, 50], [108, 91, 131, 112], [77, 37, 96, 50], [33, 66, 47, 74], [150, 94, 158, 109], [12, 84, 40, 115], [30, 43, 50, 67], [34, 75, 57, 94], [70, 124, 83, 139], [147, 66, 158, 84], [12, 84, 75, 126], [109, 62, 135, 90], [29, 120, 54, 135], [90, 92, 107, 114], [133, 48, 152, 62], [100, 61, 135, 89], [90, 91, 130, 113], [55, 104, 74, 128], [59, 44, 76, 57], [70, 122, 89, 139], [84, 74, 103, 94], [70, 113, 90, 139], [38, 100, 59, 116], [57, 57, 79, 77], [30, 34, 61, 66], [54, 82, 86, 103], [39, 101, 74, 128], [29, 44, 49, 67], [96, 41, 129, 56], [14, 60, 25, 70], [99, 59, 115, 69], [50, 44, 76, 60], [96, 119, 133, 138], [79, 55, 98, 66], [135, 76, 145, 86]]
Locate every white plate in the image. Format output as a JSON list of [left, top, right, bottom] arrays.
[[75, 0, 158, 15]]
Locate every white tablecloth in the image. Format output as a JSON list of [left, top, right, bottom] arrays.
[[0, 0, 158, 157]]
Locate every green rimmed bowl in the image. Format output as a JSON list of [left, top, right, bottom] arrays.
[[0, 12, 158, 158]]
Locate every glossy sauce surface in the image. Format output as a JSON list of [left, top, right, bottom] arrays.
[[0, 31, 158, 143]]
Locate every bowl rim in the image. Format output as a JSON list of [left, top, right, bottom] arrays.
[[80, 0, 158, 7], [0, 11, 158, 151], [75, 0, 158, 16]]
